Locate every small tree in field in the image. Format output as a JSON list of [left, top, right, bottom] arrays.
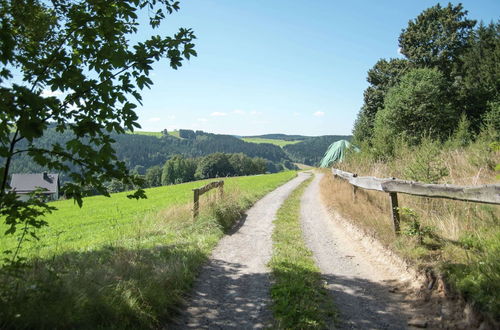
[[0, 0, 196, 255]]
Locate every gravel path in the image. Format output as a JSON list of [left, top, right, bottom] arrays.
[[300, 172, 412, 329], [171, 172, 311, 329]]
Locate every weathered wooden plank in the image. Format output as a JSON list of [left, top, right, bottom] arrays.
[[198, 181, 223, 195], [333, 168, 390, 192], [381, 180, 500, 205], [332, 168, 500, 205]]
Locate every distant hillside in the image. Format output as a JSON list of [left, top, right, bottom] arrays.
[[9, 128, 351, 180], [9, 128, 291, 181], [283, 135, 352, 166]]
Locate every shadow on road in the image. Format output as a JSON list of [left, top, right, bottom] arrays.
[[171, 258, 415, 329]]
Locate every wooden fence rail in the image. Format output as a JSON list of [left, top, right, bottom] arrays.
[[192, 180, 224, 219], [332, 168, 500, 234]]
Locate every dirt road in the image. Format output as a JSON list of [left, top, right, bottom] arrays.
[[301, 172, 412, 329], [171, 171, 419, 329], [171, 172, 311, 329]]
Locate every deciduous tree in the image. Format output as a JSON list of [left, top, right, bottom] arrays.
[[0, 0, 196, 239]]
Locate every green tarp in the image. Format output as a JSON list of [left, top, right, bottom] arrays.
[[319, 140, 359, 168]]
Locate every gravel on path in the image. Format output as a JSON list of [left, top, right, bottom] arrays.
[[171, 172, 311, 329], [301, 172, 413, 329]]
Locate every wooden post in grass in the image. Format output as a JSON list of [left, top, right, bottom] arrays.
[[352, 185, 358, 202], [389, 192, 400, 234], [218, 181, 224, 199], [193, 188, 200, 219], [192, 180, 224, 219]]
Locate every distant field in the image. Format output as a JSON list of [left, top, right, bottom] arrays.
[[129, 130, 162, 137], [128, 130, 181, 138], [241, 137, 302, 147], [168, 130, 180, 138]]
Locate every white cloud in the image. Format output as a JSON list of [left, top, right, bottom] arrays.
[[148, 117, 161, 122], [293, 112, 300, 117], [197, 118, 208, 122], [41, 89, 63, 98], [397, 47, 403, 55], [232, 109, 246, 115], [250, 111, 262, 116], [313, 111, 325, 117], [210, 112, 227, 117]]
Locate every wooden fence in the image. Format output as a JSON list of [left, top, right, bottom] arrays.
[[332, 168, 500, 234], [192, 180, 224, 219]]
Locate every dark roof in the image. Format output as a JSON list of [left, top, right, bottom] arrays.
[[10, 173, 59, 194]]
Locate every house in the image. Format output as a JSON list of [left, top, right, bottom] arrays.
[[10, 173, 60, 201]]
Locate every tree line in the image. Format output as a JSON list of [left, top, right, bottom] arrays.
[[105, 152, 273, 193], [352, 3, 499, 157]]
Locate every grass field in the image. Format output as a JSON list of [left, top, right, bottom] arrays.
[[127, 130, 182, 138], [241, 137, 302, 147], [127, 130, 163, 137], [0, 171, 297, 328], [269, 175, 337, 328]]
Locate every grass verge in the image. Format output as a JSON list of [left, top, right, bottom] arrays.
[[0, 171, 296, 329], [269, 175, 337, 328], [320, 137, 500, 322]]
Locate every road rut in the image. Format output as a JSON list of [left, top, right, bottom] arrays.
[[301, 172, 412, 329]]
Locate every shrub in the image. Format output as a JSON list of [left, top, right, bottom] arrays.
[[372, 68, 458, 147]]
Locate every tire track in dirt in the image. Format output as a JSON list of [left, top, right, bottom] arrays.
[[300, 172, 413, 329], [170, 172, 311, 329]]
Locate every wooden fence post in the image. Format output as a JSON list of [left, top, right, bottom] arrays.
[[193, 188, 199, 219], [389, 192, 400, 234], [218, 181, 224, 199], [352, 185, 358, 202]]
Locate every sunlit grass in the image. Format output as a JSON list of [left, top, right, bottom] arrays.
[[269, 175, 337, 328], [241, 137, 302, 147]]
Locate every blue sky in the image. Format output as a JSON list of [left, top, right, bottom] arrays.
[[135, 0, 500, 136]]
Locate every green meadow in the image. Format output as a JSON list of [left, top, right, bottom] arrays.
[[127, 130, 163, 137], [0, 171, 296, 328], [241, 137, 301, 147]]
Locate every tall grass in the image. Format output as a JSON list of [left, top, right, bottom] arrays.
[[321, 137, 500, 320], [0, 171, 296, 328]]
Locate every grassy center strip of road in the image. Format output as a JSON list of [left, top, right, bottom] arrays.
[[269, 174, 337, 328], [0, 172, 296, 329]]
